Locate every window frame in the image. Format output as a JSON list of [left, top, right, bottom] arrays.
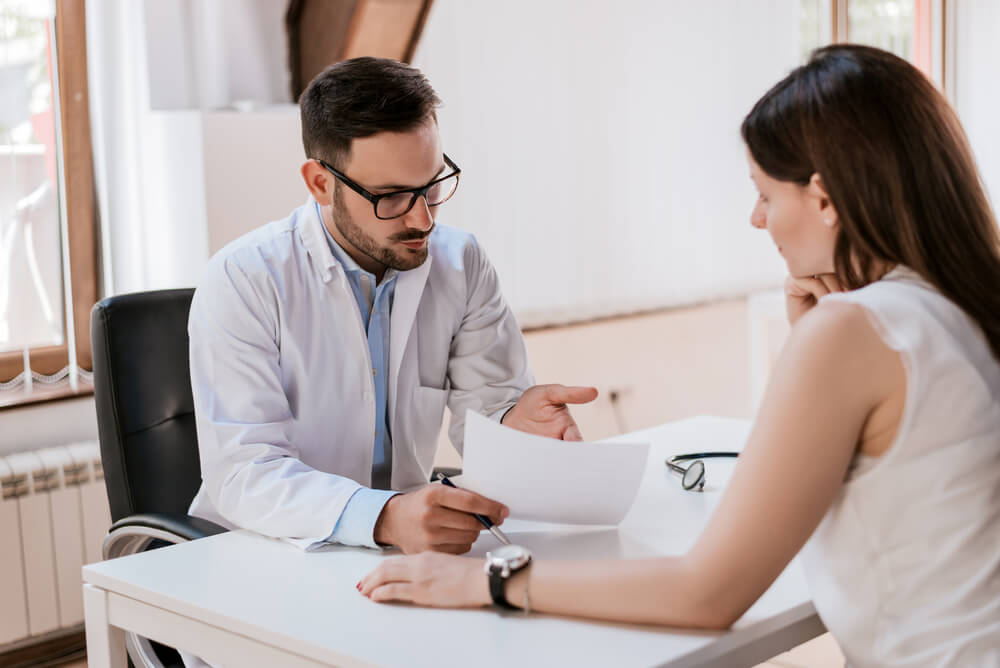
[[0, 0, 98, 408], [830, 0, 948, 89]]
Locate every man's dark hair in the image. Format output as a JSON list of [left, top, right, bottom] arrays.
[[300, 57, 441, 169]]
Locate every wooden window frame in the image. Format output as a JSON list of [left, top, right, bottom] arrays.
[[0, 0, 98, 408]]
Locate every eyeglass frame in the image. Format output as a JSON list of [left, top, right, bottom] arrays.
[[316, 153, 461, 220]]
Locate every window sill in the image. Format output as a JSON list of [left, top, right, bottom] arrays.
[[0, 378, 94, 410]]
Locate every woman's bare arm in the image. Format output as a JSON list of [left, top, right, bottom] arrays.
[[361, 300, 905, 629]]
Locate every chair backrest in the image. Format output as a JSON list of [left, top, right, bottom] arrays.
[[91, 289, 202, 522]]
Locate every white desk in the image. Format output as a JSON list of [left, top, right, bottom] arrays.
[[82, 417, 824, 667]]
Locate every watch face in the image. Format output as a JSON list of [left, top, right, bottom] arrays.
[[489, 544, 532, 568]]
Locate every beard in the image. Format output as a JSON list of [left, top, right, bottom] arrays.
[[331, 185, 431, 272]]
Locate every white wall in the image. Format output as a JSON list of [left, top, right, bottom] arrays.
[[412, 0, 803, 327], [953, 0, 1000, 210], [201, 108, 308, 255], [0, 397, 97, 456]]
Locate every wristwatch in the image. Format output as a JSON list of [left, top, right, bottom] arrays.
[[484, 544, 532, 609]]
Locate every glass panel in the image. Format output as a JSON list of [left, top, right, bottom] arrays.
[[848, 0, 916, 62], [426, 174, 459, 206], [800, 0, 834, 63], [376, 192, 416, 219], [0, 0, 64, 354]]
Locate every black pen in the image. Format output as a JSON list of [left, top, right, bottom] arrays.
[[434, 472, 512, 545]]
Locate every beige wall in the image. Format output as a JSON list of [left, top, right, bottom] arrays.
[[435, 297, 776, 467]]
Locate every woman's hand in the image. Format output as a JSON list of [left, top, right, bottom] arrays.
[[358, 552, 490, 608], [784, 273, 844, 326]]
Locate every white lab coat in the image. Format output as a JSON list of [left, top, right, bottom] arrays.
[[187, 198, 533, 549]]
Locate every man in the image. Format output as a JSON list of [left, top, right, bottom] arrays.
[[187, 57, 596, 555]]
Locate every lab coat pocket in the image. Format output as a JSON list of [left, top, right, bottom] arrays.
[[412, 385, 448, 449]]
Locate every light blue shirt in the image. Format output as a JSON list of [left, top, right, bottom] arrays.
[[321, 209, 399, 547]]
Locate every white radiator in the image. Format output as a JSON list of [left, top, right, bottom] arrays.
[[0, 442, 110, 647]]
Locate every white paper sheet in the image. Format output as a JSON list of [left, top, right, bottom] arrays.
[[459, 410, 650, 525]]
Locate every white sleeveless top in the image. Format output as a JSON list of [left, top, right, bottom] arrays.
[[799, 266, 1000, 667]]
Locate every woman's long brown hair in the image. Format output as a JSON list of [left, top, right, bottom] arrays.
[[741, 44, 1000, 362]]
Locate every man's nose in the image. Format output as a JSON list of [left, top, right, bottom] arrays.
[[405, 196, 434, 231]]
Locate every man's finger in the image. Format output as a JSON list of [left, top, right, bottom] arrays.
[[563, 420, 584, 442], [428, 526, 481, 546], [432, 506, 489, 532], [437, 487, 507, 523], [433, 543, 474, 555], [543, 384, 599, 405]]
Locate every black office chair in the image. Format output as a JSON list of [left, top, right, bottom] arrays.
[[92, 288, 225, 668]]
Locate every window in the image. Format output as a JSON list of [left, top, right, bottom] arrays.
[[0, 0, 98, 407], [803, 0, 943, 84]]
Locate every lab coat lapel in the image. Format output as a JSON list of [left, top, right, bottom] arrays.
[[388, 256, 432, 431]]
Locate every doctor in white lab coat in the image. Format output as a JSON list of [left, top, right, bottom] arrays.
[[186, 57, 597, 556]]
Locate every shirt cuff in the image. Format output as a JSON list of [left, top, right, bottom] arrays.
[[328, 487, 399, 549], [491, 403, 517, 424]]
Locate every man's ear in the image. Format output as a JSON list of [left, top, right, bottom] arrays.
[[301, 159, 334, 205], [808, 172, 838, 228]]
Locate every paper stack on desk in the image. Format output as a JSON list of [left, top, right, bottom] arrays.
[[460, 410, 650, 525]]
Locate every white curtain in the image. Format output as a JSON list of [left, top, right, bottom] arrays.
[[412, 0, 804, 327], [142, 0, 290, 111], [86, 0, 290, 297], [86, 0, 150, 295]]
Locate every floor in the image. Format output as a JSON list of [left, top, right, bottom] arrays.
[[756, 633, 845, 668]]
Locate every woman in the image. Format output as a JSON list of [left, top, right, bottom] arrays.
[[359, 45, 1000, 666]]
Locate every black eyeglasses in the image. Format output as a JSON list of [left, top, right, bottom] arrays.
[[317, 154, 461, 220]]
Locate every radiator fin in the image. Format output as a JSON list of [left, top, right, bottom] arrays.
[[0, 456, 29, 645], [0, 442, 109, 649]]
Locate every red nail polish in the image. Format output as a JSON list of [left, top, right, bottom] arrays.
[[356, 582, 361, 590]]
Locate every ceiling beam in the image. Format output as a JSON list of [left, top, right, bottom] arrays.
[[286, 0, 434, 101]]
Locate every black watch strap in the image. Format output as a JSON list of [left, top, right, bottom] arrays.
[[488, 564, 519, 609]]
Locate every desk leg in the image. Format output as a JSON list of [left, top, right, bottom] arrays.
[[83, 584, 127, 668]]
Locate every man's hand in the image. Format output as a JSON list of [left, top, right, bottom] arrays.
[[502, 384, 599, 441], [785, 273, 844, 326], [373, 484, 508, 554]]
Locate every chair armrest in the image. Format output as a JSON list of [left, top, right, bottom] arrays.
[[103, 512, 227, 560]]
